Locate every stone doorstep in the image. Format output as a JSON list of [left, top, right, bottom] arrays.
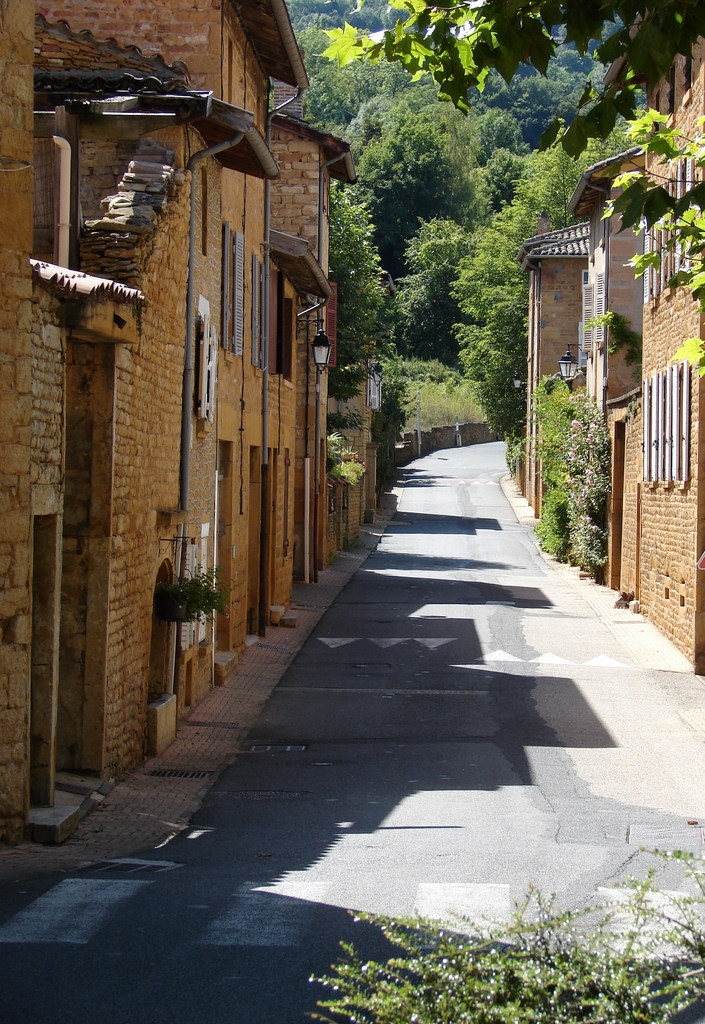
[[28, 788, 105, 845]]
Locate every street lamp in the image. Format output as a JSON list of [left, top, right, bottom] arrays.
[[512, 370, 523, 389], [558, 346, 578, 382], [312, 328, 331, 368]]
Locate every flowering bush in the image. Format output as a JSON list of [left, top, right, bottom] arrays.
[[534, 382, 611, 578], [327, 432, 366, 486]]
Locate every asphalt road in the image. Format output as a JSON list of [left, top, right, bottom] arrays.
[[3, 441, 705, 1023]]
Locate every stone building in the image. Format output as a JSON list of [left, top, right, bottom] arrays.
[[269, 101, 358, 579], [0, 0, 45, 843], [567, 149, 644, 411], [566, 150, 645, 595], [518, 222, 590, 515], [619, 44, 705, 670], [0, 1, 346, 844]]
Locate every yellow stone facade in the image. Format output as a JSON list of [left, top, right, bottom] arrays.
[[0, 2, 347, 843]]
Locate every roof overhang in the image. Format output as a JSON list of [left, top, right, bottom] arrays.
[[34, 91, 278, 179], [192, 99, 278, 178], [234, 0, 308, 90], [568, 148, 643, 218], [272, 113, 356, 183], [270, 230, 331, 298], [31, 260, 145, 344]]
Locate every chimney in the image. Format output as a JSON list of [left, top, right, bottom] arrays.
[[536, 210, 551, 235], [272, 80, 304, 119]]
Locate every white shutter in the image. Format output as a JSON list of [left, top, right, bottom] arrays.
[[594, 273, 606, 345], [671, 362, 681, 481], [642, 226, 652, 305], [233, 231, 244, 355], [180, 542, 198, 649], [684, 159, 694, 273], [682, 359, 691, 482], [581, 274, 594, 352], [656, 370, 665, 482], [650, 373, 659, 482], [643, 376, 651, 481], [664, 365, 673, 482], [198, 523, 209, 644]]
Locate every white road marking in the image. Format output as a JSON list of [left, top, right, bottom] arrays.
[[531, 653, 575, 665], [318, 638, 357, 648], [584, 655, 631, 668], [413, 882, 512, 932], [0, 879, 151, 945], [198, 880, 329, 947]]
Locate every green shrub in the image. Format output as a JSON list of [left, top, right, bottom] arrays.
[[534, 489, 570, 560], [314, 857, 705, 1024]]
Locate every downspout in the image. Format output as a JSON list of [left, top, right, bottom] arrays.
[[258, 86, 304, 635], [172, 131, 243, 698], [52, 135, 71, 267]]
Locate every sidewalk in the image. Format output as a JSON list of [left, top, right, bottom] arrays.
[[0, 470, 695, 881], [0, 488, 401, 883]]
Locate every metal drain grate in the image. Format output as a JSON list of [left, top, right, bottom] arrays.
[[256, 642, 295, 654], [248, 743, 308, 752], [181, 720, 240, 729], [149, 768, 217, 779], [80, 858, 181, 874], [215, 790, 309, 800]]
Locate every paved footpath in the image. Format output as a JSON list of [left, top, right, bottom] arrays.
[[0, 470, 696, 883]]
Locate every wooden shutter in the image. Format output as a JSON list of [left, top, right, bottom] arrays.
[[325, 282, 338, 368], [221, 222, 231, 351], [581, 275, 594, 352], [233, 231, 244, 355], [594, 273, 606, 344]]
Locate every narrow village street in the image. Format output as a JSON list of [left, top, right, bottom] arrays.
[[3, 442, 705, 1023]]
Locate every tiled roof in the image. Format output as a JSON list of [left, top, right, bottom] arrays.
[[31, 261, 145, 306], [34, 14, 191, 92], [518, 222, 590, 265]]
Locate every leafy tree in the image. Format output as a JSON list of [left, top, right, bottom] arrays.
[[482, 148, 526, 212], [324, 0, 704, 157], [354, 105, 460, 278], [328, 184, 384, 403], [475, 110, 527, 164], [391, 219, 473, 364]]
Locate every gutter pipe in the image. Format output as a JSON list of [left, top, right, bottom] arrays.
[[172, 131, 243, 698], [258, 86, 305, 635], [52, 135, 71, 267]]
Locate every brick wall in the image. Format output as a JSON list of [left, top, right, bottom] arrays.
[[0, 0, 35, 842]]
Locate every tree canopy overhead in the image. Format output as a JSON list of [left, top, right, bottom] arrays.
[[325, 0, 704, 155]]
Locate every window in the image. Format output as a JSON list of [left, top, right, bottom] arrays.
[[268, 271, 292, 378], [643, 361, 690, 483], [197, 300, 217, 423]]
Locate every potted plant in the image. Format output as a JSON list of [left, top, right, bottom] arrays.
[[154, 567, 229, 622]]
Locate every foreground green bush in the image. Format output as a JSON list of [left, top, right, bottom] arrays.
[[314, 858, 705, 1024]]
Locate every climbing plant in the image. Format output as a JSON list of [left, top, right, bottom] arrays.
[[534, 382, 611, 578]]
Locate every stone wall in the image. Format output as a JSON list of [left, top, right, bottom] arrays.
[[397, 422, 496, 465], [0, 0, 35, 842]]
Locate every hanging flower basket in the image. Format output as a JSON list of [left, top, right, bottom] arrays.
[[154, 588, 187, 622], [154, 568, 229, 623]]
